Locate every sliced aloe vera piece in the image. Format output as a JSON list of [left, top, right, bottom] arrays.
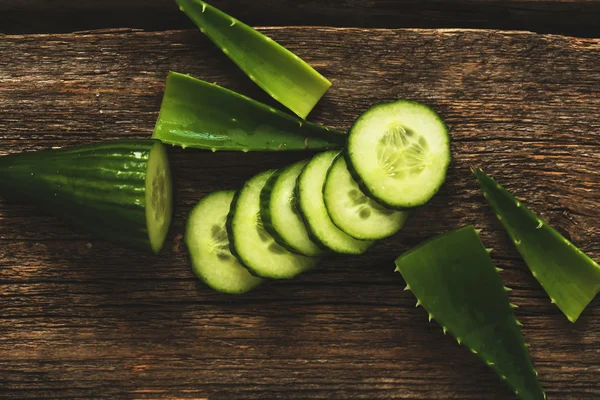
[[152, 72, 344, 151], [176, 0, 331, 119], [474, 168, 600, 323], [395, 226, 545, 400]]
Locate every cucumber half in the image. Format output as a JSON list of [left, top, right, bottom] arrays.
[[297, 151, 374, 254], [260, 161, 325, 257], [347, 100, 451, 209], [228, 170, 319, 279], [185, 191, 263, 294], [324, 154, 409, 240], [0, 139, 173, 254]]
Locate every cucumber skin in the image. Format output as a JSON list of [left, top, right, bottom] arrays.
[[345, 100, 452, 210], [0, 140, 169, 253]]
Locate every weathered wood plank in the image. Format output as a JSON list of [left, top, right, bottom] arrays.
[[0, 28, 599, 399], [1, 0, 599, 37]]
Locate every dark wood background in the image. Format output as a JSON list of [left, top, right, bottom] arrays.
[[1, 2, 599, 399]]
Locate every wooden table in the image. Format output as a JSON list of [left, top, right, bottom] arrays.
[[1, 2, 599, 399]]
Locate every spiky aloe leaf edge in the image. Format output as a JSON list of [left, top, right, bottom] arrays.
[[474, 168, 600, 323], [395, 226, 545, 400], [176, 0, 331, 119]]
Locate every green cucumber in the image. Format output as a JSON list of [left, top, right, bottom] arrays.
[[153, 72, 344, 151], [176, 0, 331, 119], [347, 100, 451, 209], [227, 170, 319, 279], [297, 151, 374, 254], [0, 140, 173, 253], [185, 191, 263, 294], [324, 154, 409, 240], [260, 161, 325, 257]]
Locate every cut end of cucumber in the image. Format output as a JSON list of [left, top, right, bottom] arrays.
[[347, 100, 451, 209], [145, 141, 173, 254]]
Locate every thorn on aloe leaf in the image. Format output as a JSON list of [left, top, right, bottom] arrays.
[[394, 265, 401, 273], [486, 247, 493, 254], [428, 313, 433, 322], [516, 320, 523, 327], [442, 326, 448, 335], [504, 286, 513, 292], [495, 267, 503, 272], [510, 303, 519, 309], [475, 228, 483, 234], [456, 337, 462, 345], [404, 284, 410, 291], [416, 300, 422, 307]]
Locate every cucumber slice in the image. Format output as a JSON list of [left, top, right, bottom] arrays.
[[297, 151, 374, 254], [228, 170, 319, 279], [0, 139, 173, 254], [324, 154, 409, 240], [185, 191, 263, 294], [260, 161, 325, 257], [347, 100, 451, 209]]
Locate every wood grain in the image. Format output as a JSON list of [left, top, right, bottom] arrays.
[[0, 28, 599, 399], [1, 0, 599, 37]]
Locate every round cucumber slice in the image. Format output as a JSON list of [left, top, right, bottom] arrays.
[[145, 141, 174, 254], [185, 191, 263, 294], [228, 170, 319, 279], [297, 151, 374, 254], [260, 161, 325, 257], [324, 154, 409, 240], [347, 100, 451, 209]]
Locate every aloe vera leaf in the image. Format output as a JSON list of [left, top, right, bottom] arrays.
[[152, 72, 344, 151], [474, 168, 600, 323], [176, 0, 331, 119], [395, 226, 545, 400]]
